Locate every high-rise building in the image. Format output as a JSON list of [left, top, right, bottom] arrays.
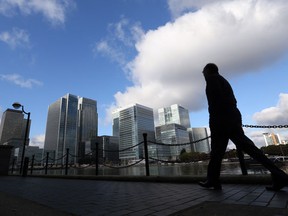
[[156, 104, 191, 160], [0, 109, 30, 147], [112, 104, 155, 163], [263, 133, 281, 146], [77, 97, 98, 159], [0, 109, 31, 164], [155, 124, 190, 160], [188, 127, 211, 153], [158, 104, 191, 128], [44, 94, 97, 164]]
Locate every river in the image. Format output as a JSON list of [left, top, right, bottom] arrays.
[[32, 161, 288, 177]]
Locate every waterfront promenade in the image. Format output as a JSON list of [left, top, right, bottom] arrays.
[[0, 175, 287, 216]]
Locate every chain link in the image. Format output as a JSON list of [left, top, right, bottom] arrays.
[[242, 124, 288, 128]]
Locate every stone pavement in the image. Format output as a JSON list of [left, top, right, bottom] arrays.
[[0, 175, 287, 216]]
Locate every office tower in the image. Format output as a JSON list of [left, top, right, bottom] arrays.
[[112, 104, 155, 163], [188, 127, 211, 153], [158, 104, 191, 128], [263, 133, 281, 146], [155, 124, 190, 160], [95, 136, 119, 164], [0, 109, 30, 146], [156, 104, 191, 160], [78, 97, 98, 158], [0, 109, 31, 163], [44, 94, 98, 164]]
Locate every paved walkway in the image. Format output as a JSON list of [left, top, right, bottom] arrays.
[[0, 175, 287, 216]]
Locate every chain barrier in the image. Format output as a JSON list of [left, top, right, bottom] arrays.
[[102, 159, 144, 169], [148, 136, 211, 147], [21, 124, 287, 176], [243, 124, 288, 129]]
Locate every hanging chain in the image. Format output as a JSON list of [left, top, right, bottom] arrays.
[[242, 124, 288, 129]]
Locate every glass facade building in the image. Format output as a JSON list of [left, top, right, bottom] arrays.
[[188, 127, 211, 153], [112, 104, 155, 163], [44, 94, 98, 164], [155, 124, 190, 160], [158, 104, 191, 128]]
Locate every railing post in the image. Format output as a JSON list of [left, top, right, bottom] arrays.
[[45, 152, 49, 175], [65, 148, 69, 175], [11, 158, 15, 174], [22, 157, 29, 177], [237, 148, 248, 175], [30, 155, 35, 175], [143, 133, 150, 176], [95, 143, 99, 176]]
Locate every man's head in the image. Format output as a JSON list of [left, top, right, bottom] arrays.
[[203, 63, 219, 76]]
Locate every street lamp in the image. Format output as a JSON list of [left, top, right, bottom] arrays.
[[12, 102, 30, 174]]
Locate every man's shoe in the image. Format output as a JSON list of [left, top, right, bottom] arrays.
[[266, 175, 288, 191], [198, 181, 222, 190]]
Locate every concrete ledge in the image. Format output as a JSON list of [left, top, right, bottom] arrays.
[[10, 174, 272, 185]]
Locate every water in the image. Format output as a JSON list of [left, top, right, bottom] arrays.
[[31, 162, 288, 176]]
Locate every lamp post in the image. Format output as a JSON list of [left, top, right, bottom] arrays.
[[12, 102, 30, 174]]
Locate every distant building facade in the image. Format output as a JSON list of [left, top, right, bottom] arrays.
[[112, 104, 155, 163], [188, 127, 211, 153], [0, 109, 31, 164], [263, 133, 281, 146], [156, 104, 191, 160], [155, 124, 190, 160], [0, 109, 30, 147], [158, 104, 191, 128], [43, 94, 98, 164]]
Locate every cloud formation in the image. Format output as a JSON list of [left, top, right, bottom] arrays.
[[0, 0, 75, 25], [0, 74, 43, 88], [0, 28, 30, 49], [111, 0, 288, 115], [253, 93, 288, 125], [94, 17, 144, 67]]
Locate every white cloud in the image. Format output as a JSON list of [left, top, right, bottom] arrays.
[[94, 17, 144, 67], [0, 28, 30, 49], [168, 0, 218, 18], [110, 0, 288, 116], [0, 74, 43, 88], [253, 93, 288, 125], [0, 0, 75, 25], [30, 134, 45, 148]]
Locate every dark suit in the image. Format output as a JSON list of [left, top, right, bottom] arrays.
[[205, 73, 286, 183]]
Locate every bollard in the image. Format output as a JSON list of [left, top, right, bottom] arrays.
[[95, 143, 99, 176], [65, 148, 69, 175], [11, 158, 15, 174], [22, 157, 29, 177], [143, 133, 150, 176], [30, 155, 35, 175], [45, 152, 49, 175]]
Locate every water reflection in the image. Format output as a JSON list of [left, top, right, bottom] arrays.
[[32, 162, 287, 176]]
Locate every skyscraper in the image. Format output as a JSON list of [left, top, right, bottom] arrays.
[[0, 109, 29, 146], [158, 104, 191, 128], [156, 104, 191, 160], [188, 127, 211, 153], [44, 94, 97, 164], [112, 104, 155, 163], [0, 109, 31, 163], [263, 133, 281, 146]]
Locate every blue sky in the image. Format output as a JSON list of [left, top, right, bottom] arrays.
[[1, 0, 288, 148]]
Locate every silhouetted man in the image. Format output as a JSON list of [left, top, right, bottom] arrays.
[[199, 63, 288, 191]]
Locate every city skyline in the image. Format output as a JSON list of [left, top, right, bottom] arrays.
[[1, 0, 288, 149]]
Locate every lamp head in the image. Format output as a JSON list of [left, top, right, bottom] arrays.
[[12, 102, 22, 109]]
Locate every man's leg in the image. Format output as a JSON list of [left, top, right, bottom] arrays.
[[199, 129, 228, 189], [230, 126, 288, 190]]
